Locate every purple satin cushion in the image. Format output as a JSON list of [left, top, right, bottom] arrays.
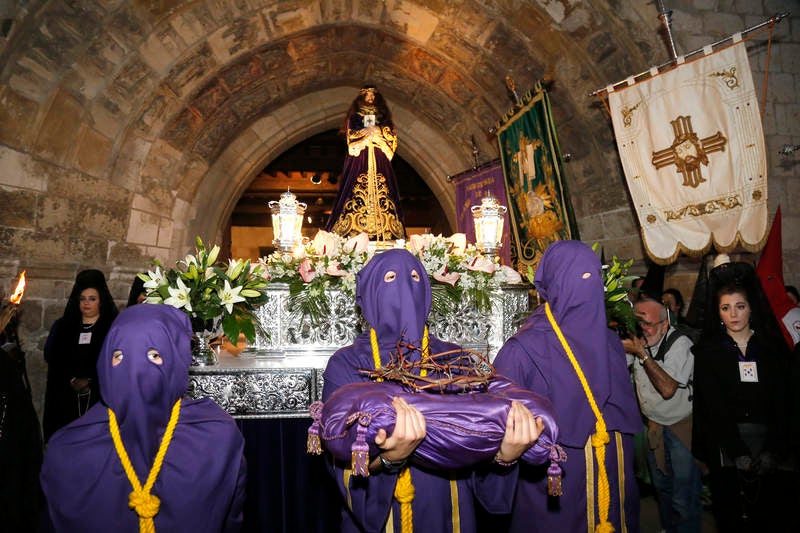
[[316, 375, 560, 470]]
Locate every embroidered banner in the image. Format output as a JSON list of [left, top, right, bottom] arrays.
[[607, 41, 768, 264], [496, 85, 578, 272], [453, 161, 512, 267]]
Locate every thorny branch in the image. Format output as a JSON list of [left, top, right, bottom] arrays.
[[360, 338, 495, 393]]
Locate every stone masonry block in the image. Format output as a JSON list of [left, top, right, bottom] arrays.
[[48, 170, 129, 208], [0, 87, 41, 150], [158, 220, 174, 249], [602, 209, 640, 239], [0, 146, 47, 191], [126, 209, 160, 246], [75, 127, 114, 178], [139, 25, 187, 76], [0, 187, 36, 229], [775, 103, 800, 137], [702, 12, 745, 37], [36, 196, 73, 233], [767, 72, 795, 104], [33, 90, 84, 166], [110, 135, 152, 192]]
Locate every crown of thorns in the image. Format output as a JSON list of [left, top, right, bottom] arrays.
[[361, 339, 495, 393]]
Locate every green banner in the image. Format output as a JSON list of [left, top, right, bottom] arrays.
[[496, 85, 578, 273]]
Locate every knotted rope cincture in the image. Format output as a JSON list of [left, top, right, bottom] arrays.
[[108, 399, 182, 533], [370, 326, 427, 532], [545, 303, 614, 533], [394, 467, 415, 533]]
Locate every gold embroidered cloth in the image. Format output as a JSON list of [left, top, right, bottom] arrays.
[[608, 40, 767, 264]]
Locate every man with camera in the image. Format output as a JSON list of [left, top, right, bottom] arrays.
[[623, 297, 702, 533]]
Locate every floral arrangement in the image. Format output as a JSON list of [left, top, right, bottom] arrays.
[[139, 237, 269, 344], [263, 230, 524, 324], [262, 231, 371, 321], [140, 232, 525, 344]]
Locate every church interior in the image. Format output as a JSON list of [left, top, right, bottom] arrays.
[[1, 0, 798, 530]]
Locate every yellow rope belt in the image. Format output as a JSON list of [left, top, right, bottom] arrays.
[[370, 326, 429, 533], [108, 398, 182, 533], [545, 303, 614, 533]]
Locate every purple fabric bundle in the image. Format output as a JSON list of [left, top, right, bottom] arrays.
[[309, 374, 563, 477]]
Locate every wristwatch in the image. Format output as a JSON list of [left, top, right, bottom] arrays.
[[379, 455, 407, 473]]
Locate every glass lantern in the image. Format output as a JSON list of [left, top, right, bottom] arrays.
[[471, 195, 507, 258], [268, 189, 307, 253]]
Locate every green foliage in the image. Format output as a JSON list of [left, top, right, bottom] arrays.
[[139, 238, 269, 344], [592, 243, 639, 335]]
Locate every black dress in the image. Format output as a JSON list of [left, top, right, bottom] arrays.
[[691, 331, 795, 531], [0, 341, 43, 531], [42, 315, 113, 442]]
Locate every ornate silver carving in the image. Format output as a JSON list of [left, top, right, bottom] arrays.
[[188, 284, 532, 418], [188, 366, 323, 419]]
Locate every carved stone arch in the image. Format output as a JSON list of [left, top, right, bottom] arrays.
[[175, 86, 466, 256]]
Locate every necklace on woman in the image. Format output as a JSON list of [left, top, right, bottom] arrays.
[[732, 329, 754, 349]]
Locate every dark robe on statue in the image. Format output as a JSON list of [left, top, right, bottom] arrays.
[[40, 305, 247, 533], [326, 106, 405, 240], [493, 241, 641, 533], [322, 249, 518, 533]]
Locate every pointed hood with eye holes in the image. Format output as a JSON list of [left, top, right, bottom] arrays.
[[356, 249, 431, 350], [494, 240, 641, 447], [97, 304, 192, 473]]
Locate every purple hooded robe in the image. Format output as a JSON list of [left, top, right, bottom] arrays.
[[322, 249, 519, 533], [40, 304, 246, 533], [493, 241, 641, 533]]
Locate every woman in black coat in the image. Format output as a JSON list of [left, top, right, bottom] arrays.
[[691, 260, 795, 531], [42, 269, 118, 442]]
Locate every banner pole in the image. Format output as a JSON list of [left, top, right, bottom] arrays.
[[656, 0, 680, 63], [589, 10, 789, 97]]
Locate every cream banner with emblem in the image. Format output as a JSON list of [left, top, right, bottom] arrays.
[[608, 39, 767, 264]]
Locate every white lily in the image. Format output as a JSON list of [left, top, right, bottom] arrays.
[[218, 279, 246, 314], [143, 266, 165, 290], [164, 277, 192, 312]]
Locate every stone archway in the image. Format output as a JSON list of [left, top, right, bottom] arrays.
[[168, 86, 467, 255]]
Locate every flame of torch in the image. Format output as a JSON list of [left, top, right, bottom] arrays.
[[10, 270, 26, 304], [1, 270, 26, 333]]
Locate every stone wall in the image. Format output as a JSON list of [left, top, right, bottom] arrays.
[[0, 1, 796, 424]]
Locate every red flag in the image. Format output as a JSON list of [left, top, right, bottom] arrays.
[[755, 207, 800, 348]]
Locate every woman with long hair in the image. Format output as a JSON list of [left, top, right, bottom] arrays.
[[42, 269, 118, 442], [326, 84, 406, 240], [691, 260, 796, 531]]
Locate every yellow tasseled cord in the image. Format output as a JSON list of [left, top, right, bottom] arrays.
[[108, 398, 182, 533], [545, 303, 614, 533], [370, 326, 429, 533]]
